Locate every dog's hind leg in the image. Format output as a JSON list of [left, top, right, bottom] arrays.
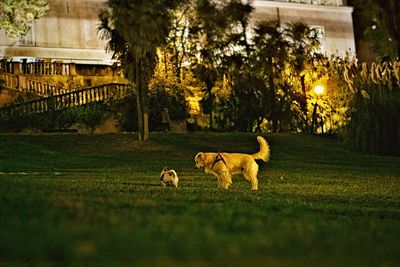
[[243, 162, 259, 190]]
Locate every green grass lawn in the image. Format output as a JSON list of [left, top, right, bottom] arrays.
[[0, 132, 399, 265]]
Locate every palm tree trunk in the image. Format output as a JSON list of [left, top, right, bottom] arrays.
[[208, 87, 213, 131], [300, 74, 308, 132], [136, 59, 149, 141], [268, 65, 278, 132]]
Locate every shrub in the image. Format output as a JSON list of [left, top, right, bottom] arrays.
[[343, 61, 400, 155], [148, 78, 187, 131], [112, 94, 138, 132]]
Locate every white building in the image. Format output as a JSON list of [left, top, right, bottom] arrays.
[[0, 0, 112, 65], [253, 0, 355, 57], [0, 0, 356, 65]]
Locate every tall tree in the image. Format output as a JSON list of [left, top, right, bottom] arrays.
[[187, 0, 227, 130], [164, 1, 192, 82], [350, 0, 400, 61], [0, 0, 49, 38], [99, 0, 182, 141], [188, 0, 254, 130], [220, 1, 259, 132], [223, 0, 254, 58], [285, 22, 321, 132], [253, 20, 289, 132]]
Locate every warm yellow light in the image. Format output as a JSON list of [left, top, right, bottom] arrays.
[[314, 85, 325, 95]]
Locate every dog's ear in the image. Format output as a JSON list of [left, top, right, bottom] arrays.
[[197, 152, 204, 160], [163, 166, 168, 171]]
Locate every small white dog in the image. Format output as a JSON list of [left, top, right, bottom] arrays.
[[160, 167, 179, 188]]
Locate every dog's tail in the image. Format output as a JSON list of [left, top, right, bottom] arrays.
[[252, 136, 270, 162]]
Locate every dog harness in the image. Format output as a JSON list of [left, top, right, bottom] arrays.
[[212, 153, 226, 169]]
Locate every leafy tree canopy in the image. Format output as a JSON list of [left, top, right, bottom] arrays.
[[0, 0, 49, 38], [98, 0, 183, 141], [350, 0, 400, 60]]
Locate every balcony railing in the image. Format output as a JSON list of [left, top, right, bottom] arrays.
[[0, 61, 70, 76], [269, 0, 344, 6], [24, 62, 71, 76]]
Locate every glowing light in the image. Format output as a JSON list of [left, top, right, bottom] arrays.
[[314, 85, 325, 95]]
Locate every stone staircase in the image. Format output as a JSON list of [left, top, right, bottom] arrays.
[[0, 72, 131, 121], [1, 73, 72, 97]]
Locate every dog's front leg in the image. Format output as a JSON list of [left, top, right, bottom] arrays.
[[214, 174, 223, 189], [219, 171, 232, 190]]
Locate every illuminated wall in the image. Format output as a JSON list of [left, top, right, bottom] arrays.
[[0, 0, 112, 64], [253, 0, 356, 57], [0, 0, 356, 63]]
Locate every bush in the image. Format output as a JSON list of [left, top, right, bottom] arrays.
[[148, 78, 187, 131], [0, 80, 187, 133], [343, 61, 400, 155], [111, 94, 138, 132], [0, 102, 114, 133]]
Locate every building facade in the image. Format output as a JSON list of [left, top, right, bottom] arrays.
[[253, 0, 355, 57], [0, 0, 356, 65], [0, 0, 123, 109], [0, 0, 111, 64]]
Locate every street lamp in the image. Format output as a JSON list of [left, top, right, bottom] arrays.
[[314, 85, 325, 95], [311, 85, 325, 133]]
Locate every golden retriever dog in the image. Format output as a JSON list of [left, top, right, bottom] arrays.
[[194, 136, 270, 190]]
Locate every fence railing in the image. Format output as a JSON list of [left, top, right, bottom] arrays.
[[1, 73, 73, 97], [0, 73, 19, 90], [0, 83, 131, 120], [24, 62, 70, 76], [25, 79, 70, 96], [273, 0, 343, 6], [0, 61, 71, 76]]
